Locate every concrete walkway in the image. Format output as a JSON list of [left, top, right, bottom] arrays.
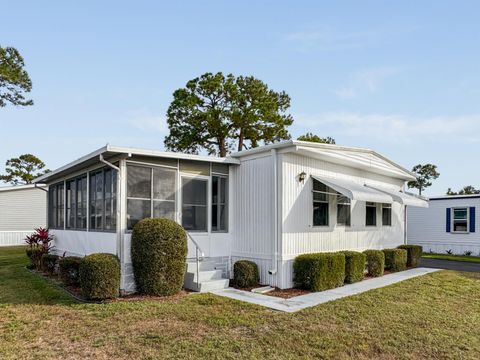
[[211, 267, 440, 313]]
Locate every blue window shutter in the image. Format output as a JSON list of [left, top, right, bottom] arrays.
[[470, 207, 476, 233], [446, 208, 451, 233]]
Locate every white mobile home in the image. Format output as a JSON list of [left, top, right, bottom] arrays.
[[407, 195, 479, 255], [0, 184, 47, 246], [35, 141, 427, 292]]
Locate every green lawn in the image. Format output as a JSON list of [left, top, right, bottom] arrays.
[[422, 253, 480, 263], [1, 246, 480, 359]]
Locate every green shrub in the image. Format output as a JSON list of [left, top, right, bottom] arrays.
[[340, 251, 366, 284], [59, 256, 82, 286], [234, 260, 259, 288], [293, 252, 345, 291], [383, 249, 407, 272], [363, 250, 385, 277], [79, 253, 120, 300], [131, 218, 188, 296], [26, 246, 44, 270], [41, 254, 59, 274], [397, 245, 423, 267]]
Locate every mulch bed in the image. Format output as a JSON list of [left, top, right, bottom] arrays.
[[266, 287, 310, 299]]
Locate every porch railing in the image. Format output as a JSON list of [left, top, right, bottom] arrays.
[[187, 232, 205, 291]]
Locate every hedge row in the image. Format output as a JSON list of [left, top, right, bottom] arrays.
[[293, 245, 423, 292]]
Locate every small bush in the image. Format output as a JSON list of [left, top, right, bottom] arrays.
[[59, 256, 82, 286], [79, 253, 120, 300], [131, 218, 188, 296], [340, 251, 366, 284], [234, 260, 259, 288], [383, 249, 407, 272], [363, 250, 385, 277], [293, 252, 345, 291], [397, 245, 423, 267], [41, 254, 59, 274], [26, 246, 44, 270]]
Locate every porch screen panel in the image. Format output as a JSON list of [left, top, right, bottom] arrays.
[[127, 165, 152, 230], [212, 175, 228, 232], [76, 176, 87, 229], [89, 171, 104, 230], [104, 169, 117, 230], [152, 167, 176, 220], [66, 179, 76, 229], [48, 185, 57, 228], [57, 183, 64, 229], [182, 178, 207, 231]]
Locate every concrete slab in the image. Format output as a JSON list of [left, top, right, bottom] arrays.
[[210, 267, 440, 313]]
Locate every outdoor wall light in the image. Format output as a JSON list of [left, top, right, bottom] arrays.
[[298, 171, 307, 183]]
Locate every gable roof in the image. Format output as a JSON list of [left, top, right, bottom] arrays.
[[231, 140, 416, 181]]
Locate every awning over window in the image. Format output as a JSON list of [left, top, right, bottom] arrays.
[[311, 175, 393, 203], [365, 185, 429, 208]]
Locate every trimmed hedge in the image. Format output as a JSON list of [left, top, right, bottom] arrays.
[[59, 256, 82, 286], [293, 252, 345, 291], [234, 260, 259, 288], [41, 254, 59, 274], [383, 249, 407, 272], [131, 218, 188, 296], [340, 251, 366, 284], [363, 250, 385, 277], [79, 253, 120, 300], [397, 245, 423, 267]]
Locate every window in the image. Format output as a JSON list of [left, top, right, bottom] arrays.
[[212, 175, 228, 232], [48, 182, 64, 229], [182, 177, 207, 231], [337, 194, 351, 226], [312, 179, 329, 226], [382, 203, 392, 226], [76, 176, 87, 229], [366, 202, 377, 226], [126, 165, 176, 230], [453, 207, 468, 232]]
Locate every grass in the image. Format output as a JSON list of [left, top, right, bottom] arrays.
[[1, 246, 480, 359], [422, 252, 480, 263]]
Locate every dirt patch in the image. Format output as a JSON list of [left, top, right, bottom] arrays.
[[266, 287, 311, 299]]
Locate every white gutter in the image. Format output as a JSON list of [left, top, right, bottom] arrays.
[[268, 148, 279, 276]]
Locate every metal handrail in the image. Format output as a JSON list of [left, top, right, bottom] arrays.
[[187, 232, 205, 291]]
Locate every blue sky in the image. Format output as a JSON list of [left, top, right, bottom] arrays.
[[1, 1, 479, 195]]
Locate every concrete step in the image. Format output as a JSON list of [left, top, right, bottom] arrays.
[[196, 278, 230, 292], [186, 261, 217, 272], [184, 269, 223, 283]]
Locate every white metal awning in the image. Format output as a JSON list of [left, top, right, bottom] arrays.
[[365, 185, 429, 208], [311, 175, 393, 203]]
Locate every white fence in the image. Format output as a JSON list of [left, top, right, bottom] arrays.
[[0, 231, 30, 247]]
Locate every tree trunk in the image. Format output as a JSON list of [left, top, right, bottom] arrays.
[[219, 139, 227, 157], [237, 130, 244, 152]]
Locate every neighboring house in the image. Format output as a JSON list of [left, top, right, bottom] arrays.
[[0, 184, 47, 246], [35, 141, 427, 292], [407, 195, 479, 255]]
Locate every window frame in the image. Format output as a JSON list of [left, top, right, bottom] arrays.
[[48, 182, 65, 230], [211, 174, 228, 233], [180, 175, 209, 232], [382, 203, 392, 227], [336, 193, 351, 227], [312, 179, 330, 227], [452, 207, 469, 234], [88, 168, 117, 232], [365, 202, 377, 227], [126, 163, 177, 231]]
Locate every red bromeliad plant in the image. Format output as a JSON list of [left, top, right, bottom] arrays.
[[25, 228, 54, 266]]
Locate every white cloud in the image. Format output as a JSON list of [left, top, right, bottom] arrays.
[[284, 29, 374, 51], [333, 66, 401, 99], [294, 112, 480, 144], [128, 111, 169, 135]]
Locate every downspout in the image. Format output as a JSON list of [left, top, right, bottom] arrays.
[[268, 148, 279, 276], [404, 205, 408, 245], [99, 154, 122, 259]]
